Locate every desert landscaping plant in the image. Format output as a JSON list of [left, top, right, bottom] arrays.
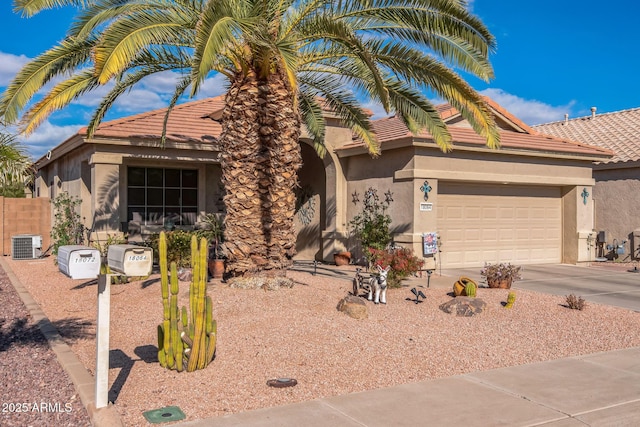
[[350, 188, 393, 264], [481, 262, 522, 288], [201, 213, 225, 260], [505, 292, 516, 309], [565, 294, 586, 310], [157, 231, 217, 372], [368, 247, 423, 288], [465, 281, 477, 298], [50, 192, 85, 256]]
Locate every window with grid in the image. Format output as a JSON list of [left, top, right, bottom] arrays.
[[127, 167, 198, 226]]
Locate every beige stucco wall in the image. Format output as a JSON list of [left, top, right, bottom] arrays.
[[336, 143, 598, 268], [36, 138, 221, 243], [593, 164, 640, 260]]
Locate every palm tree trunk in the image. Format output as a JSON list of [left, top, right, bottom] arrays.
[[220, 70, 302, 279]]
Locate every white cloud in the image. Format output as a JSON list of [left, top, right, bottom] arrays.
[[480, 88, 575, 125], [0, 52, 29, 86], [7, 121, 83, 160], [193, 72, 229, 99], [360, 100, 390, 119], [113, 88, 167, 113]]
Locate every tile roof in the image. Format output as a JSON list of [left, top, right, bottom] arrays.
[[339, 99, 613, 160], [81, 96, 225, 144], [532, 107, 640, 164], [73, 94, 611, 161]]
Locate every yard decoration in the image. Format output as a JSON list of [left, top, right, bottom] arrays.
[[409, 287, 426, 304], [158, 231, 217, 372], [453, 277, 477, 297]]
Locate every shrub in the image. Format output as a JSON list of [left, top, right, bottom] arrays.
[[368, 247, 424, 288], [349, 188, 392, 264], [50, 192, 85, 256], [565, 294, 586, 310], [147, 229, 213, 268]]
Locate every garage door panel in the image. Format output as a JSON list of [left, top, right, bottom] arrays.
[[438, 184, 561, 268], [465, 229, 481, 241], [482, 228, 502, 242], [465, 206, 482, 219], [499, 207, 515, 219]]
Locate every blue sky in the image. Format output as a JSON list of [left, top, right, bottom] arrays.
[[2, 1, 640, 159]]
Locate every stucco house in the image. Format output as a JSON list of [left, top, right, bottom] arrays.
[[33, 96, 612, 269], [534, 107, 640, 260]]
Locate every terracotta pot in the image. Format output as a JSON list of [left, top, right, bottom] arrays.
[[208, 259, 225, 279], [453, 276, 477, 296], [334, 252, 351, 266], [487, 278, 512, 289]]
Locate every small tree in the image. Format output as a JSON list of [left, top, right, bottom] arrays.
[[51, 192, 85, 256], [349, 188, 393, 264]]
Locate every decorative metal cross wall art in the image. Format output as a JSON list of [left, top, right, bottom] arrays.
[[581, 187, 589, 205], [420, 180, 432, 201], [351, 191, 360, 204]]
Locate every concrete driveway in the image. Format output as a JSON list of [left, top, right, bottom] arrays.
[[440, 263, 640, 312]]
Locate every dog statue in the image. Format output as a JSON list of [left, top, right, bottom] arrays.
[[368, 265, 391, 304]]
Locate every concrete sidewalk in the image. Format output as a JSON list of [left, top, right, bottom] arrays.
[[175, 346, 640, 426]]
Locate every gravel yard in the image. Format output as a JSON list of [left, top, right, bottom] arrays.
[[0, 264, 91, 427], [3, 256, 640, 427]]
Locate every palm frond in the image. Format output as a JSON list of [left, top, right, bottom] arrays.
[[20, 70, 98, 135], [13, 0, 88, 17], [0, 38, 94, 124], [94, 9, 192, 83], [297, 93, 326, 157]]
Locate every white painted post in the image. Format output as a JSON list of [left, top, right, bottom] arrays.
[[95, 274, 111, 408]]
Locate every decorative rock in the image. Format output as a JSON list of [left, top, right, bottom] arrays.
[[337, 295, 368, 320], [439, 297, 487, 317]]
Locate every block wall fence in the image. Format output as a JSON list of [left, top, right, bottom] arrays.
[[0, 197, 51, 257]]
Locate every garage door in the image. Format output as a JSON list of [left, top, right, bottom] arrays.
[[437, 183, 562, 268]]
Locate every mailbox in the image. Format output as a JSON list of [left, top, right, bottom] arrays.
[[58, 245, 101, 280], [107, 244, 153, 276]]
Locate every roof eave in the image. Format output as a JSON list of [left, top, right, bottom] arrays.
[[336, 137, 612, 162]]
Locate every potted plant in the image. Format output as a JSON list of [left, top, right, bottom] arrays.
[[333, 251, 352, 266], [480, 262, 522, 289], [201, 213, 225, 279]]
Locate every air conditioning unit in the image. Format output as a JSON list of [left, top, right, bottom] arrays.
[[11, 235, 42, 260], [58, 245, 101, 280]]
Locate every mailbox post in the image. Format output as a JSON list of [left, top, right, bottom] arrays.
[[95, 245, 153, 409], [95, 273, 112, 409]]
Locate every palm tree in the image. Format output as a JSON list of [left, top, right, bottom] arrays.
[[0, 129, 33, 197], [4, 0, 499, 281]]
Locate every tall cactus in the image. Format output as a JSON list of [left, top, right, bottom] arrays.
[[157, 232, 217, 372]]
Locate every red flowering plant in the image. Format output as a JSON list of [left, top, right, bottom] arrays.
[[368, 247, 424, 288]]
